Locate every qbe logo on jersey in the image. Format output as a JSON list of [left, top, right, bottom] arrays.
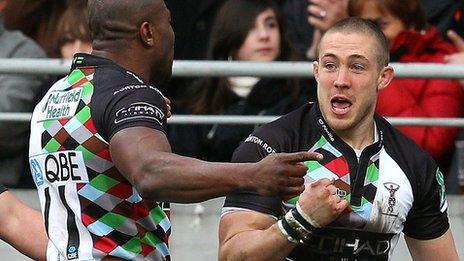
[[29, 150, 89, 187], [38, 87, 83, 121]]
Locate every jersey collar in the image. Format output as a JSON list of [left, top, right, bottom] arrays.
[[310, 103, 385, 206]]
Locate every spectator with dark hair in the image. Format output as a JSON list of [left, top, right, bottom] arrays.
[[282, 0, 348, 59], [33, 1, 93, 121], [162, 0, 226, 105], [349, 0, 464, 174], [2, 0, 68, 57], [169, 0, 316, 162], [56, 1, 92, 59], [0, 0, 48, 187]]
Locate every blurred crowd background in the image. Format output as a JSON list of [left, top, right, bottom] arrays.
[[1, 0, 464, 194]]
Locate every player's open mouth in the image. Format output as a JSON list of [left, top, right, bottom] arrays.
[[330, 96, 352, 115]]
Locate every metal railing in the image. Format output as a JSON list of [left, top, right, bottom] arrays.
[[1, 113, 464, 127], [2, 58, 464, 78], [0, 59, 464, 126]]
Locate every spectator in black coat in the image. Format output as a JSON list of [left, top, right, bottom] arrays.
[[163, 0, 226, 106], [168, 0, 316, 162]]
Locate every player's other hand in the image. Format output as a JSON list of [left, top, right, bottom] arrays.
[[251, 151, 323, 198], [298, 178, 348, 227]]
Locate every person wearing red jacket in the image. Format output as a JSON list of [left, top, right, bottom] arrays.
[[349, 0, 464, 173]]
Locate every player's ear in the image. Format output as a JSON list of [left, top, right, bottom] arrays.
[[140, 22, 155, 47], [313, 61, 320, 82], [377, 65, 394, 90]]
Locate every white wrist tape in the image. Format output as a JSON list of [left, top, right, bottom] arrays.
[[296, 201, 321, 228]]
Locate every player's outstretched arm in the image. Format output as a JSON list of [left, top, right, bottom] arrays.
[[0, 191, 47, 261], [405, 230, 459, 261], [110, 126, 322, 203], [219, 178, 348, 260]]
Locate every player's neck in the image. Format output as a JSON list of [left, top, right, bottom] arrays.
[[91, 49, 150, 83], [338, 119, 376, 151]]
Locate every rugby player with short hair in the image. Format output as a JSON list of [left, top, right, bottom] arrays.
[[27, 1, 325, 260], [219, 17, 459, 261]]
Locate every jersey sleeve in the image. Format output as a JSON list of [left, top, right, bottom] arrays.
[[223, 133, 284, 218], [0, 183, 6, 194], [102, 85, 168, 140], [402, 158, 449, 240]]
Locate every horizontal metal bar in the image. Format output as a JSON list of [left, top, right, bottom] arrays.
[[386, 117, 464, 127], [172, 61, 313, 77], [0, 59, 71, 75], [2, 59, 464, 78], [0, 113, 33, 122], [1, 113, 463, 127], [169, 115, 279, 125]]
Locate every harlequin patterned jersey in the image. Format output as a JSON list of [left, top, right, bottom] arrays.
[[223, 103, 449, 261], [29, 54, 170, 261]]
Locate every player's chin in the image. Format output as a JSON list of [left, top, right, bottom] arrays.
[[327, 118, 353, 132]]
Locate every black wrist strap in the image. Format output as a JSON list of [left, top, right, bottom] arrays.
[[291, 208, 316, 232], [280, 216, 301, 241]]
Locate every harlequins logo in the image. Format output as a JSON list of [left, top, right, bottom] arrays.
[[383, 182, 399, 217]]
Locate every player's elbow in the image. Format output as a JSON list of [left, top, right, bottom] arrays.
[[219, 240, 250, 261], [219, 248, 250, 261], [131, 166, 166, 201], [219, 245, 233, 261]]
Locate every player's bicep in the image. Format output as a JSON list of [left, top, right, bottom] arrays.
[[109, 126, 170, 183], [219, 211, 276, 246], [403, 166, 449, 239], [405, 229, 459, 260], [103, 87, 168, 141]]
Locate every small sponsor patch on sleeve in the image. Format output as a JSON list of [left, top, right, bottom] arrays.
[[114, 102, 165, 125], [244, 135, 275, 154], [435, 169, 448, 213]]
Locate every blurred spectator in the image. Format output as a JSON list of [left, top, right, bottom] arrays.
[[56, 1, 91, 59], [282, 0, 348, 59], [280, 0, 315, 57], [445, 30, 464, 87], [282, 0, 464, 59], [168, 0, 316, 162], [439, 18, 464, 179], [166, 0, 225, 61], [0, 0, 48, 186], [422, 0, 464, 39], [444, 27, 464, 194], [3, 0, 67, 58], [34, 1, 92, 105], [349, 0, 464, 174], [163, 0, 226, 107]]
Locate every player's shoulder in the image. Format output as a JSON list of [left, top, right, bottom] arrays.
[[246, 103, 312, 151], [254, 103, 309, 134], [91, 67, 165, 105], [376, 115, 436, 169]]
